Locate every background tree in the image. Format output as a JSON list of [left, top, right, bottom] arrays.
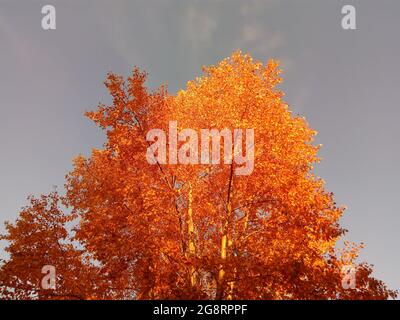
[[0, 192, 102, 299], [1, 52, 397, 299]]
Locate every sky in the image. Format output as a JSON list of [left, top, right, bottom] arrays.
[[0, 0, 399, 294]]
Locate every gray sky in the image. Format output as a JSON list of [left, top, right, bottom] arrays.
[[1, 0, 399, 293]]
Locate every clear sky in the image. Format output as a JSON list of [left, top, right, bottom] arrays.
[[0, 0, 399, 293]]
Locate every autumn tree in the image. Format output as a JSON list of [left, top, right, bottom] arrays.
[[0, 52, 397, 299], [0, 193, 102, 299]]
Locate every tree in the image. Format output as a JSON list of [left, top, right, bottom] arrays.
[[0, 52, 397, 299], [0, 193, 101, 299]]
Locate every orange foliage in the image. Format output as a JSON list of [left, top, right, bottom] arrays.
[[0, 52, 396, 299]]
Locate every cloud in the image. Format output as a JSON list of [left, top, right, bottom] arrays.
[[182, 3, 218, 49], [239, 23, 285, 56]]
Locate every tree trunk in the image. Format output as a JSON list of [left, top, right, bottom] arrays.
[[187, 183, 197, 288]]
